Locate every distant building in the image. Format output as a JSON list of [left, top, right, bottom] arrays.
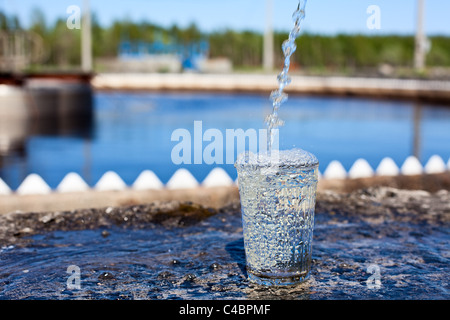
[[118, 39, 210, 72]]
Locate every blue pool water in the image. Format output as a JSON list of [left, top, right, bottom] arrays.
[[1, 92, 450, 189]]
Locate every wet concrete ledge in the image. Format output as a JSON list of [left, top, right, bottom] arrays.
[[1, 179, 448, 246], [92, 73, 450, 104], [0, 173, 449, 216]]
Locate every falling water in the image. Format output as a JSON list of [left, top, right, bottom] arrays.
[[265, 0, 308, 153]]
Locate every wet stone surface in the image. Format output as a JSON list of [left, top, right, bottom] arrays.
[[0, 187, 449, 300]]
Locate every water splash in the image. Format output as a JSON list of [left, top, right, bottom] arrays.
[[266, 0, 308, 152]]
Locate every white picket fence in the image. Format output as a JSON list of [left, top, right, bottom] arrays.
[[0, 155, 449, 196]]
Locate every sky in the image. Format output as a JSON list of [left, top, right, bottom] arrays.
[[1, 0, 450, 35]]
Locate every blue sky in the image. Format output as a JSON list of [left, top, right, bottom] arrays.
[[2, 0, 449, 35]]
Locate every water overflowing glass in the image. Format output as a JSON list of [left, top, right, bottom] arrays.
[[236, 149, 319, 285], [236, 0, 318, 286], [266, 0, 308, 153]]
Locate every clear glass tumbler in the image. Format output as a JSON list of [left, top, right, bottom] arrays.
[[235, 149, 319, 286]]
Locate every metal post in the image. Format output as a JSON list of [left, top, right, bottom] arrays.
[[412, 103, 422, 161], [263, 0, 274, 72], [81, 0, 92, 72], [414, 0, 426, 71]]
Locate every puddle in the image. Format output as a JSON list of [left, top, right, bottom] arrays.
[[0, 188, 449, 300]]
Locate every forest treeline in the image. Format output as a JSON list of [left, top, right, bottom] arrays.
[[1, 9, 449, 71]]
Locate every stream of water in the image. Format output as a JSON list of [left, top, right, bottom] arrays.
[[266, 0, 307, 152]]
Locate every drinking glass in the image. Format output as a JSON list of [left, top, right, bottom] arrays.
[[235, 149, 319, 285]]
